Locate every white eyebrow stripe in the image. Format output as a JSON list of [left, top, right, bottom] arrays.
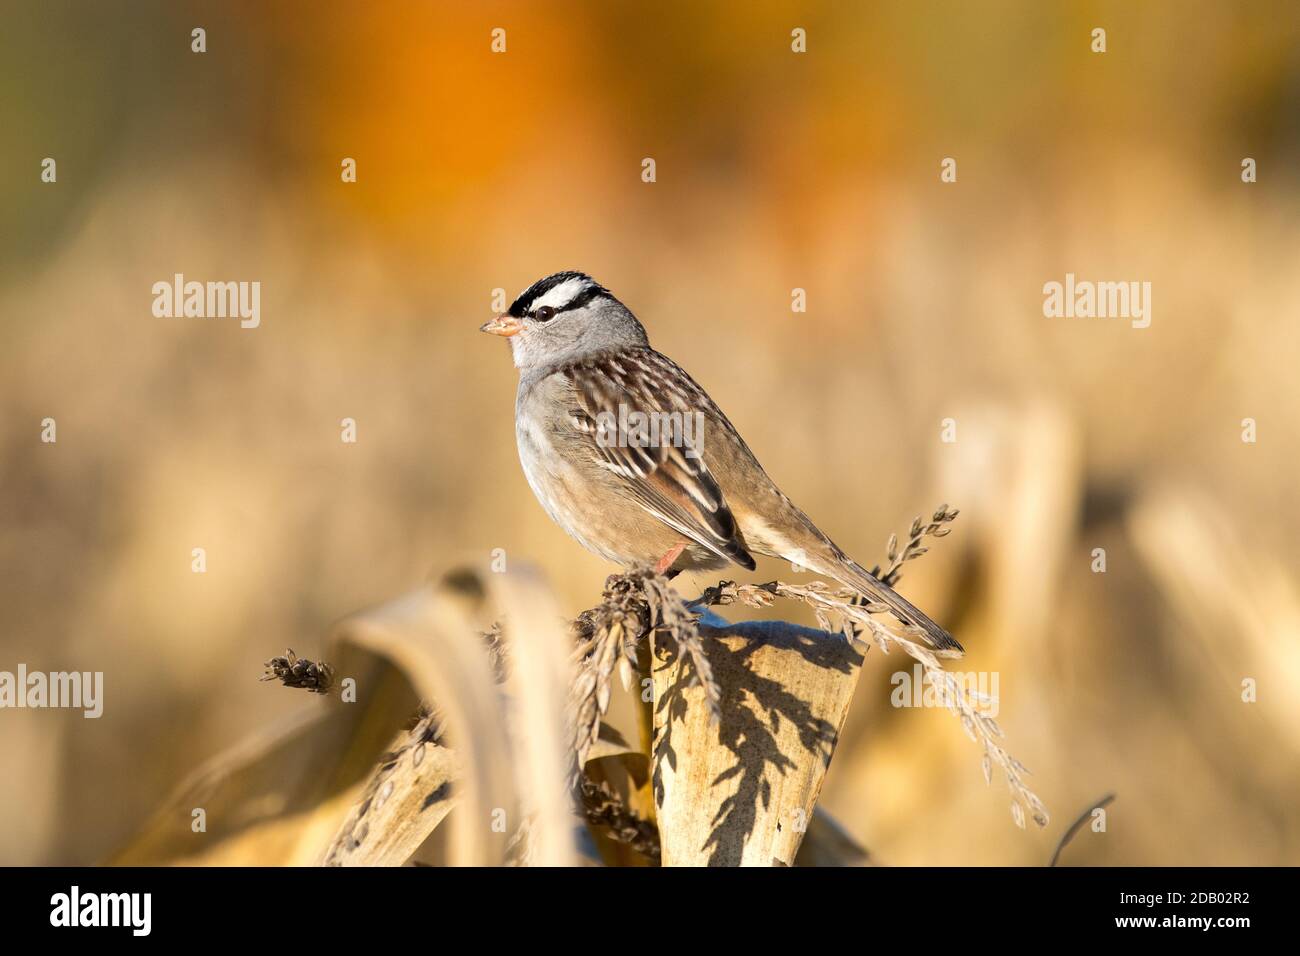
[[528, 277, 590, 312]]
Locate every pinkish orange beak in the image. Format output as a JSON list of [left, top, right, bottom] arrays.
[[479, 314, 523, 337]]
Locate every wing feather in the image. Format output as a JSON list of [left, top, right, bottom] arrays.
[[562, 350, 756, 570]]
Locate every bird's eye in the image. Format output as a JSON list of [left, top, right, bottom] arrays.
[[534, 306, 556, 322]]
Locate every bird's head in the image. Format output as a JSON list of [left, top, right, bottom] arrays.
[[480, 272, 649, 369]]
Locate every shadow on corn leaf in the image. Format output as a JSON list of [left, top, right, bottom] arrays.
[[652, 615, 864, 865]]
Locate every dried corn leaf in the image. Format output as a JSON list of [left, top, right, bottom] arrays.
[[485, 565, 578, 865], [322, 566, 576, 866], [110, 655, 420, 865], [321, 721, 458, 867], [115, 564, 577, 867]]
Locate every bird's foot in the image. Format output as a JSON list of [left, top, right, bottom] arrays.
[[653, 544, 688, 576]]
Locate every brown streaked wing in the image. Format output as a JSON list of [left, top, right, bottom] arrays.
[[562, 350, 756, 570]]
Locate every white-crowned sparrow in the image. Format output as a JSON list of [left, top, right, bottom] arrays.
[[481, 271, 961, 653]]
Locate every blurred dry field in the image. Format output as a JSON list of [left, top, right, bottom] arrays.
[[2, 1, 1299, 865]]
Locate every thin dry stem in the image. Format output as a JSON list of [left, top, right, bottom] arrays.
[[872, 504, 960, 587], [1050, 793, 1116, 866], [700, 505, 1050, 830], [569, 566, 721, 776]]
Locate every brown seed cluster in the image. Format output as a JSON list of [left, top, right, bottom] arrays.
[[259, 648, 334, 695]]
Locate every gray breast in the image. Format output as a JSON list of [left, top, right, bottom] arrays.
[[513, 369, 687, 566]]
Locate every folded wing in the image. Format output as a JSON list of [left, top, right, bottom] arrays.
[[562, 350, 756, 570]]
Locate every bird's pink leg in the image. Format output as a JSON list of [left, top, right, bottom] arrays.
[[654, 543, 688, 576]]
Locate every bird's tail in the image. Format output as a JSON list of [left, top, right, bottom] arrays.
[[823, 556, 964, 654]]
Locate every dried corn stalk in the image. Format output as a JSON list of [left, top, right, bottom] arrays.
[[112, 505, 1047, 866], [651, 613, 865, 865]]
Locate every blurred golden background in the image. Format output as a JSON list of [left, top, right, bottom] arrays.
[[2, 0, 1299, 865]]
